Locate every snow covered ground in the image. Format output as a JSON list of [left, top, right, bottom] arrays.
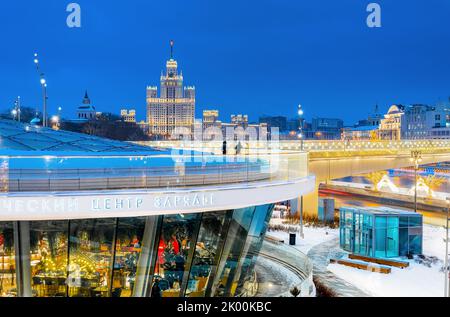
[[327, 224, 447, 297], [267, 218, 339, 254]]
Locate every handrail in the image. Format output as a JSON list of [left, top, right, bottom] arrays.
[[1, 152, 308, 193], [259, 239, 315, 297]]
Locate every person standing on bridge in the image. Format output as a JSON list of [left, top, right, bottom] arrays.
[[222, 140, 227, 155]]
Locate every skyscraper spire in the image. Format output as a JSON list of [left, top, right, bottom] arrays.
[[170, 40, 174, 59]]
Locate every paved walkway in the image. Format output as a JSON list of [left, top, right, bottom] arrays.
[[307, 238, 370, 297]]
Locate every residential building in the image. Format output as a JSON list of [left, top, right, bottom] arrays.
[[146, 43, 195, 138]]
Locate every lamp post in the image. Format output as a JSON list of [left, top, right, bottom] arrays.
[[34, 53, 48, 127], [17, 96, 21, 122], [11, 109, 17, 121], [410, 150, 422, 213], [12, 96, 21, 122], [297, 104, 305, 238], [51, 115, 60, 130], [445, 197, 450, 297], [297, 104, 304, 151]]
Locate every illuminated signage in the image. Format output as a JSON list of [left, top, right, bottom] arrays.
[[0, 176, 315, 221], [153, 193, 214, 209]]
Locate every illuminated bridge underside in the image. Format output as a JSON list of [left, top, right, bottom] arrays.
[[305, 152, 450, 215]]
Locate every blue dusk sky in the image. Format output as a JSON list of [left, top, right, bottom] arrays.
[[0, 0, 449, 125]]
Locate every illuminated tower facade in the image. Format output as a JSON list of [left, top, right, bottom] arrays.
[[146, 41, 195, 138]]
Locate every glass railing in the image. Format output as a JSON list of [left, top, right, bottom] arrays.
[[139, 139, 450, 154], [0, 152, 309, 193], [259, 239, 315, 297]]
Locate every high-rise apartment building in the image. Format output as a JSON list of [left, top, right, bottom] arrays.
[[146, 42, 195, 138]]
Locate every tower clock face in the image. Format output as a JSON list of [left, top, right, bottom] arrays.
[[168, 72, 174, 78]]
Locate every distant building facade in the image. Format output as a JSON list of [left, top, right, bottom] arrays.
[[400, 104, 437, 139], [259, 116, 287, 132], [220, 114, 268, 141], [202, 110, 221, 130], [231, 114, 248, 128], [393, 101, 450, 140], [310, 117, 344, 140], [342, 126, 378, 141], [146, 45, 195, 139], [120, 109, 136, 123], [379, 105, 404, 140], [344, 105, 382, 140], [76, 91, 96, 121], [286, 118, 300, 133], [424, 101, 450, 139]]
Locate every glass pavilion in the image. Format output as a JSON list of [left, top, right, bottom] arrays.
[[339, 207, 423, 258]]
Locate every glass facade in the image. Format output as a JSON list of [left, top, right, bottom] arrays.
[[0, 204, 274, 297], [0, 222, 15, 297], [339, 207, 423, 258]]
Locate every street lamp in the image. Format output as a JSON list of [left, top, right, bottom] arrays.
[[445, 197, 450, 297], [297, 104, 305, 239], [298, 104, 304, 151], [11, 96, 22, 122], [16, 96, 21, 122], [34, 53, 48, 127], [410, 150, 422, 213]]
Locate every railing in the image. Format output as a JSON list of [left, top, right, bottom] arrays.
[[138, 139, 450, 155], [1, 152, 308, 193], [259, 239, 315, 297], [281, 139, 450, 154]]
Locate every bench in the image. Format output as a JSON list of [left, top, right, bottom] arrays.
[[348, 254, 409, 268], [330, 258, 391, 274], [265, 235, 285, 244]]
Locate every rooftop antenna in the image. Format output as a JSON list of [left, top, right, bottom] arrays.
[[170, 40, 174, 59]]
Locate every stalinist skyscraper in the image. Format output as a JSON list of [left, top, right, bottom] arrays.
[[146, 41, 195, 138]]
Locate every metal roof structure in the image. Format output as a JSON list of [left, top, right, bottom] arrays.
[[0, 119, 157, 154]]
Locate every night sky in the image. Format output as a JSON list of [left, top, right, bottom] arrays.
[[0, 0, 449, 125]]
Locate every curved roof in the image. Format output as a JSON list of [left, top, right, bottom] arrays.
[[0, 119, 160, 155]]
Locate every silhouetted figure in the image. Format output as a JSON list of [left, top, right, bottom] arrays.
[[151, 278, 162, 298], [222, 140, 227, 155], [235, 141, 242, 155]]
